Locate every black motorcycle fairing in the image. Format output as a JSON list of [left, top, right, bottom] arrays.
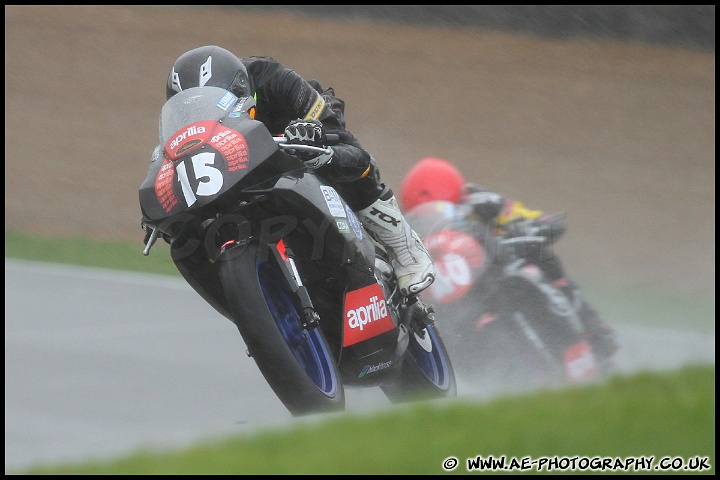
[[140, 87, 300, 226], [268, 176, 404, 383], [139, 87, 456, 415]]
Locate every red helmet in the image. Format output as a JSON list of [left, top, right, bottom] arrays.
[[400, 157, 466, 211]]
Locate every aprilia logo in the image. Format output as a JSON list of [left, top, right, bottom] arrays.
[[347, 294, 387, 331], [343, 283, 395, 346], [165, 121, 217, 161], [170, 125, 206, 150]]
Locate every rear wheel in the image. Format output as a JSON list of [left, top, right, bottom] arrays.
[[505, 310, 566, 387], [381, 322, 457, 403], [220, 243, 345, 416]]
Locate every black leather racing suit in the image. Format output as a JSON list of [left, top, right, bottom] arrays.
[[243, 56, 385, 211]]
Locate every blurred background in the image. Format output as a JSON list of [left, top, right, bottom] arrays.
[[243, 5, 715, 49], [5, 5, 715, 310]]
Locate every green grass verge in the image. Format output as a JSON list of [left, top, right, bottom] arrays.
[[12, 364, 715, 474], [5, 230, 180, 276]]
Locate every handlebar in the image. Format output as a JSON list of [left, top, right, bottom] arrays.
[[274, 141, 331, 155], [499, 235, 547, 246], [142, 224, 159, 256], [273, 132, 341, 154]]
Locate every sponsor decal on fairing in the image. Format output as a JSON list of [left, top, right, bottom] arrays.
[[209, 125, 249, 172], [165, 120, 216, 160], [343, 283, 394, 347], [215, 91, 237, 111], [155, 157, 178, 213], [345, 205, 364, 240], [358, 360, 393, 378], [336, 219, 350, 233], [320, 186, 346, 218]]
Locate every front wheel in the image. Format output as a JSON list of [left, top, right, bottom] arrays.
[[219, 242, 345, 416]]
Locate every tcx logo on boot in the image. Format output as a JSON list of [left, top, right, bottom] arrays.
[[343, 283, 394, 346], [368, 207, 400, 227]]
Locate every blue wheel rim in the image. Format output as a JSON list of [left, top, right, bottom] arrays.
[[410, 324, 452, 389], [257, 260, 339, 397]]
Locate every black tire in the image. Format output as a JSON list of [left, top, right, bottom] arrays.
[[380, 323, 457, 403], [443, 318, 528, 390], [442, 298, 573, 392], [219, 242, 345, 416], [502, 309, 566, 388]]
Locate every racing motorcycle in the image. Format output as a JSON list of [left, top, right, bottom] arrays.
[[405, 201, 608, 392], [138, 86, 456, 417]]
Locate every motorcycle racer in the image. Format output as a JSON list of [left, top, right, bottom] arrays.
[[399, 156, 618, 364], [154, 45, 435, 297]]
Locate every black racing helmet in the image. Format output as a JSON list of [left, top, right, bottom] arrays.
[[166, 45, 251, 100]]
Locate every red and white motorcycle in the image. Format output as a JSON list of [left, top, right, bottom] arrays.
[[406, 200, 607, 391]]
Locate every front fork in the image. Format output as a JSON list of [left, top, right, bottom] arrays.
[[403, 296, 436, 338], [268, 239, 320, 330]]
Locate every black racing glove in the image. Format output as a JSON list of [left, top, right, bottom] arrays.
[[461, 184, 504, 223], [284, 119, 333, 168], [534, 213, 566, 244], [285, 119, 326, 146]]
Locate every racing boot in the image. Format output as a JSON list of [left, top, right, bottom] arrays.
[[357, 192, 435, 297]]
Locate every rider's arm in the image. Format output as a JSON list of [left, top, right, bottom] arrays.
[[460, 184, 566, 242], [496, 199, 544, 227], [245, 56, 373, 182]]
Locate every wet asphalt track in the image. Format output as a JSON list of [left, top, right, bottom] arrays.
[[4, 259, 715, 471]]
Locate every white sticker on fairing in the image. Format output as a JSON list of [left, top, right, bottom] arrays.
[[216, 91, 237, 111], [321, 186, 347, 218], [337, 219, 350, 233]]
